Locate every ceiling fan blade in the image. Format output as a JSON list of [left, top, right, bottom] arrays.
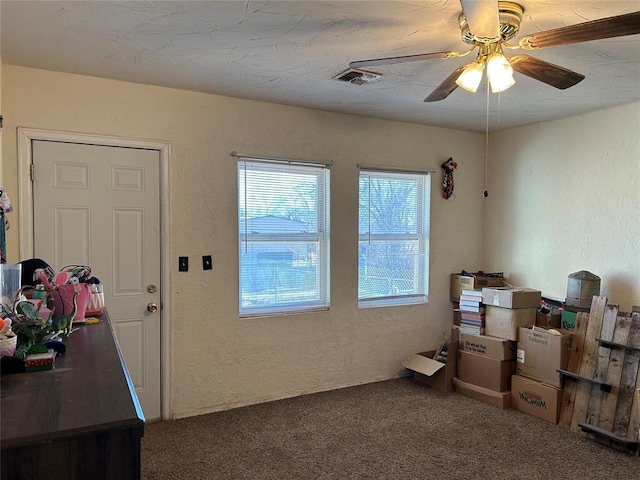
[[509, 55, 585, 90], [520, 11, 640, 49], [424, 64, 468, 102], [459, 0, 500, 39], [349, 51, 459, 68]]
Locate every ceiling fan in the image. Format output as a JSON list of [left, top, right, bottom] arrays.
[[349, 1, 640, 102]]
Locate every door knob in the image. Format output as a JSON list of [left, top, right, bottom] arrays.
[[147, 303, 158, 313]]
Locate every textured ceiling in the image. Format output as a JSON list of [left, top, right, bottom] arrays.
[[1, 1, 639, 132]]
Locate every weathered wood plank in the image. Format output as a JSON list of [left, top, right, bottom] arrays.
[[625, 306, 640, 440], [613, 311, 640, 436], [571, 295, 608, 433], [586, 304, 619, 426], [558, 311, 590, 429], [630, 387, 640, 444], [599, 311, 633, 432]]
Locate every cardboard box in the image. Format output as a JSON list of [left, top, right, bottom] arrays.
[[482, 287, 541, 309], [452, 301, 461, 326], [458, 331, 516, 361], [516, 327, 573, 388], [403, 330, 459, 392], [535, 313, 561, 329], [456, 350, 515, 392], [450, 273, 505, 301], [453, 377, 511, 409], [485, 306, 536, 341], [511, 374, 563, 424], [403, 351, 456, 392]]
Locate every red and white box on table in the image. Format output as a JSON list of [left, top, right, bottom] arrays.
[[24, 351, 57, 372], [87, 283, 106, 316]]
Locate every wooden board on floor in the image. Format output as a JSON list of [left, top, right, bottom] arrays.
[[598, 312, 633, 432], [570, 295, 608, 433], [586, 304, 619, 427], [558, 311, 590, 429]]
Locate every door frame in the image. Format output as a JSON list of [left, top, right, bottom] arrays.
[[17, 127, 172, 420]]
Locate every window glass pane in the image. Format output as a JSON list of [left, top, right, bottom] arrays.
[[359, 174, 420, 235], [238, 159, 329, 316], [240, 240, 322, 308], [358, 170, 430, 306], [358, 239, 421, 298]]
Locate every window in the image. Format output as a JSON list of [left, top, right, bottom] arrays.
[[358, 169, 430, 307], [238, 158, 330, 316]]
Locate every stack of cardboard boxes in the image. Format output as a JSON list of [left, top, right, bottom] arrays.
[[451, 286, 540, 409], [404, 280, 573, 425], [511, 326, 573, 423], [453, 331, 516, 408], [482, 286, 573, 423]]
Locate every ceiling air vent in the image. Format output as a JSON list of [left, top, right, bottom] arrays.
[[333, 68, 381, 85]]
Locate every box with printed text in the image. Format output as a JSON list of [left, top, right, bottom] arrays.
[[511, 374, 563, 424], [516, 327, 573, 388], [457, 330, 516, 361]]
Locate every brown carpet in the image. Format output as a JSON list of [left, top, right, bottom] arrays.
[[142, 378, 638, 479]]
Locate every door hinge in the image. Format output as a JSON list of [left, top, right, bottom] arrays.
[[30, 163, 35, 183]]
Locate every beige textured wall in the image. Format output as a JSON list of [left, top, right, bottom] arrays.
[[2, 65, 485, 417], [483, 102, 640, 311]]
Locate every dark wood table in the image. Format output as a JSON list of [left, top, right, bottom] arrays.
[[1, 313, 145, 480]]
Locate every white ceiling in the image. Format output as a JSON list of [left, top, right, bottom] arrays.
[[1, 1, 639, 132]]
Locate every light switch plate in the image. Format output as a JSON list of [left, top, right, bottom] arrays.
[[178, 256, 189, 272]]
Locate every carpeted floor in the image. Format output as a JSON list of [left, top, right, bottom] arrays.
[[142, 378, 638, 479]]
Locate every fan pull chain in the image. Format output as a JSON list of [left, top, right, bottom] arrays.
[[483, 79, 489, 198]]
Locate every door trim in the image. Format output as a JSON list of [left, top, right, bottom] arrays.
[[17, 127, 172, 420]]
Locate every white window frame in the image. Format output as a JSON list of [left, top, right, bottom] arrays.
[[358, 168, 431, 308], [237, 156, 330, 317]]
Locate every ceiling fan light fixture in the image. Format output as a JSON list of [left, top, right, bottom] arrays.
[[487, 52, 515, 93], [455, 61, 485, 93], [489, 72, 515, 93]]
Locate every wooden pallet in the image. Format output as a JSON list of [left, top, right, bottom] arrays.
[[615, 308, 640, 439], [560, 298, 640, 453], [599, 309, 634, 432], [558, 310, 591, 428]]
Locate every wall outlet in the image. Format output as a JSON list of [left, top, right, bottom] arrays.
[[203, 255, 212, 270], [178, 256, 189, 272]]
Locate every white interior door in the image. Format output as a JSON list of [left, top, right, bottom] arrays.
[[32, 140, 162, 420]]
